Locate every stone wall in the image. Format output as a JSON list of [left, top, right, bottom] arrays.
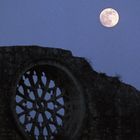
[[0, 46, 140, 140]]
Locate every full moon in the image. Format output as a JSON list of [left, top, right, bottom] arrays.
[[100, 8, 119, 28]]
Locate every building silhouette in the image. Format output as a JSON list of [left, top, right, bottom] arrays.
[[0, 46, 140, 140]]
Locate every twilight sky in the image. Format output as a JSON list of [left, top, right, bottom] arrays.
[[0, 0, 140, 89]]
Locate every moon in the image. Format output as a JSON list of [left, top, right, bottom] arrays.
[[100, 8, 119, 28]]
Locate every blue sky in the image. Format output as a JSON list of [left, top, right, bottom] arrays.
[[0, 0, 140, 89]]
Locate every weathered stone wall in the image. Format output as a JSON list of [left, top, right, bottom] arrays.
[[0, 46, 140, 140]]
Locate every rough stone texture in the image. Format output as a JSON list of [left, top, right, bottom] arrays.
[[0, 46, 140, 140]]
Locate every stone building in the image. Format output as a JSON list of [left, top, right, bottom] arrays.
[[0, 46, 140, 140]]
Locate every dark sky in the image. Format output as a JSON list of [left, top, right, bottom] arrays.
[[0, 0, 140, 89]]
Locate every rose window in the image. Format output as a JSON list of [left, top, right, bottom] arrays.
[[13, 63, 85, 140], [15, 66, 65, 140]]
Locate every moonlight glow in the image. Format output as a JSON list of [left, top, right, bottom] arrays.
[[100, 8, 119, 28]]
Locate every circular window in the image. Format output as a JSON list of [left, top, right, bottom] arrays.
[[13, 63, 85, 140]]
